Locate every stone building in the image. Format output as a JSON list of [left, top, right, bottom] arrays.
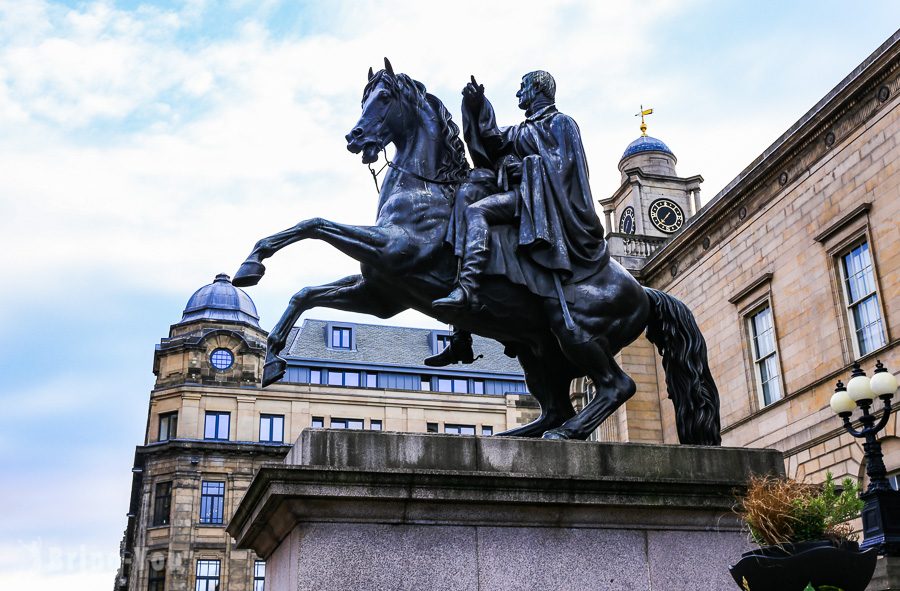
[[582, 31, 899, 487], [114, 274, 533, 591]]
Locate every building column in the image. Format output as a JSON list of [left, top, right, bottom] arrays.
[[604, 209, 614, 234], [180, 392, 202, 439], [235, 396, 257, 442], [692, 188, 702, 215]]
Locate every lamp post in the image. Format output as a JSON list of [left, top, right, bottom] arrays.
[[831, 360, 900, 555]]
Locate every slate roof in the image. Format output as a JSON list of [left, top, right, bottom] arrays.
[[284, 319, 523, 375]]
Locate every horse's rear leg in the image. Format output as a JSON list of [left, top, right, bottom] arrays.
[[263, 274, 405, 387], [544, 340, 636, 440], [495, 345, 577, 438]]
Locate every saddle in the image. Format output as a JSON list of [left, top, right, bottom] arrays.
[[444, 170, 580, 303]]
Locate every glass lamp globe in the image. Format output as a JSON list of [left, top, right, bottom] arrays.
[[871, 361, 898, 397], [847, 364, 875, 402], [830, 384, 856, 415]]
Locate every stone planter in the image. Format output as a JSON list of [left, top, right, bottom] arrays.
[[729, 540, 878, 591]]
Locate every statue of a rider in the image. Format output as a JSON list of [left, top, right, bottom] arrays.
[[425, 70, 608, 367]]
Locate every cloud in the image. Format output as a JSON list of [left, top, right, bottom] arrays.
[[0, 0, 710, 322]]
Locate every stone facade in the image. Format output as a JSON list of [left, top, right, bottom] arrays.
[[585, 32, 900, 492]]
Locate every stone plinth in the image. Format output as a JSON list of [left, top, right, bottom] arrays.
[[869, 556, 900, 590], [228, 430, 784, 591]]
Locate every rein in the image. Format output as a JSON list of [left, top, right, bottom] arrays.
[[367, 148, 458, 195]]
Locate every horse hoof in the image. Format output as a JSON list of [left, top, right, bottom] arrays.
[[233, 261, 266, 287], [261, 358, 286, 387], [541, 428, 573, 440]]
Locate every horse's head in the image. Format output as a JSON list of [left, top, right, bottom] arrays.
[[346, 58, 413, 164], [346, 59, 470, 183]]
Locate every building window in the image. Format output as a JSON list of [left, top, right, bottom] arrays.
[[209, 348, 234, 371], [311, 416, 324, 428], [426, 422, 439, 433], [436, 378, 468, 393], [327, 370, 360, 387], [370, 420, 382, 431], [840, 242, 886, 357], [195, 560, 220, 591], [158, 412, 178, 442], [148, 560, 166, 591], [365, 373, 377, 388], [199, 481, 225, 525], [473, 380, 484, 395], [482, 426, 493, 436], [421, 377, 431, 392], [444, 424, 476, 435], [254, 561, 266, 591], [309, 369, 321, 384], [204, 412, 230, 441], [259, 415, 284, 443], [435, 333, 451, 353], [749, 305, 782, 406], [152, 481, 172, 526], [330, 326, 352, 349], [330, 418, 364, 430]]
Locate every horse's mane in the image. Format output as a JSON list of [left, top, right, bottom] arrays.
[[363, 70, 470, 182]]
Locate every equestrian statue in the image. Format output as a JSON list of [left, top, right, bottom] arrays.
[[233, 59, 721, 444]]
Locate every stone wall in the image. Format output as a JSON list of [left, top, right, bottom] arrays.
[[126, 442, 287, 591], [613, 34, 900, 485]]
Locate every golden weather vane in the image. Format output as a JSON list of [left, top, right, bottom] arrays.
[[635, 105, 654, 136]]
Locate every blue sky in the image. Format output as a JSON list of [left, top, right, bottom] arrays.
[[0, 1, 897, 588]]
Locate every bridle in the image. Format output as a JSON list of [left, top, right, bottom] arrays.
[[367, 148, 459, 194]]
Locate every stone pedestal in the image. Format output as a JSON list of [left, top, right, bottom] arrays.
[[228, 430, 784, 591], [869, 556, 900, 590]]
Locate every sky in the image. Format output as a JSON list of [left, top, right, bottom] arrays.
[[0, 1, 897, 588]]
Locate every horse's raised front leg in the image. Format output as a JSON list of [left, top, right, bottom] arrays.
[[262, 274, 405, 387], [234, 218, 397, 287]]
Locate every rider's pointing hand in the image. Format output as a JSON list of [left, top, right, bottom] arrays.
[[462, 75, 485, 108]]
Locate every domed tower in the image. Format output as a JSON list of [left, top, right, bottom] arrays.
[[153, 273, 267, 388], [599, 109, 703, 270]]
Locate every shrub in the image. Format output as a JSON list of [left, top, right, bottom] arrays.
[[737, 472, 864, 546]]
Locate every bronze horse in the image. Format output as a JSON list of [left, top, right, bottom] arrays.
[[233, 62, 721, 444]]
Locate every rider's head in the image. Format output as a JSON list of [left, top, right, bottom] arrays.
[[517, 71, 556, 111]]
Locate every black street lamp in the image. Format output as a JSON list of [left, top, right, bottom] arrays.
[[831, 360, 900, 555]]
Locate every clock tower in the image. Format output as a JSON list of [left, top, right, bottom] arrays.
[[599, 110, 702, 271]]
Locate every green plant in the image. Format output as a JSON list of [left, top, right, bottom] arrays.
[[737, 472, 864, 546]]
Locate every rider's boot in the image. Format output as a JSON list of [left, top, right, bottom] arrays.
[[424, 330, 476, 367], [432, 226, 489, 311]]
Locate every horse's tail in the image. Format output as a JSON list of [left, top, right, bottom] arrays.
[[643, 287, 722, 446]]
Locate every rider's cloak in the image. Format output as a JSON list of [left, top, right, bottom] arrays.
[[462, 98, 609, 285]]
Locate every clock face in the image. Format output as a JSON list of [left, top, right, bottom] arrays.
[[619, 206, 636, 235], [648, 198, 685, 234]]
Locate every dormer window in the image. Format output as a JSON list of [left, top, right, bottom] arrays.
[[431, 331, 452, 354], [329, 326, 353, 350]]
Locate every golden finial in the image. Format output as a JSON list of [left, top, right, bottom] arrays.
[[635, 105, 654, 136]]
